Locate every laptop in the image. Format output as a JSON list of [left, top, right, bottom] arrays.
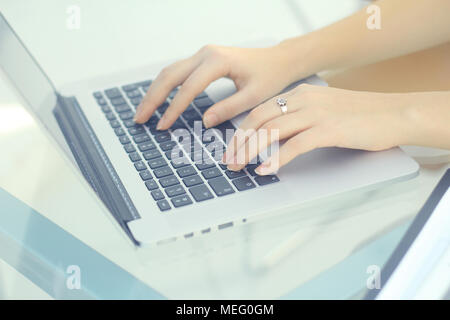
[[0, 12, 420, 246]]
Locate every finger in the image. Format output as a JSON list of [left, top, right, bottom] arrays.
[[157, 60, 227, 130], [203, 86, 260, 129], [227, 110, 313, 170], [255, 127, 326, 175], [134, 56, 200, 123], [223, 90, 297, 162]]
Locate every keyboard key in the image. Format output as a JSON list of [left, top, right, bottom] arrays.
[[105, 112, 116, 120], [168, 88, 178, 99], [122, 84, 137, 92], [130, 97, 142, 106], [214, 121, 235, 142], [171, 156, 190, 169], [151, 189, 165, 201], [123, 119, 137, 128], [145, 114, 159, 126], [119, 111, 135, 120], [139, 170, 152, 181], [114, 127, 125, 136], [157, 199, 171, 211], [135, 80, 152, 88], [123, 143, 136, 153], [201, 167, 222, 180], [232, 176, 256, 191], [208, 177, 235, 197], [153, 166, 173, 178], [165, 185, 186, 198], [134, 161, 147, 171], [171, 194, 193, 208], [189, 184, 214, 202], [100, 104, 111, 112], [142, 149, 161, 160], [110, 97, 126, 106], [181, 109, 201, 122], [157, 102, 169, 114], [145, 179, 158, 191], [170, 119, 187, 130], [219, 163, 228, 170], [128, 152, 141, 162], [177, 165, 197, 178], [119, 136, 130, 144], [110, 120, 121, 128], [97, 98, 108, 106], [159, 174, 179, 187], [195, 162, 215, 171], [137, 141, 156, 152], [133, 133, 151, 144], [245, 163, 259, 176], [93, 91, 103, 99], [224, 170, 246, 179], [104, 88, 122, 99], [194, 92, 208, 100], [126, 90, 142, 99], [154, 132, 171, 143], [148, 157, 167, 169], [159, 140, 177, 151], [165, 148, 183, 160], [183, 174, 203, 187], [114, 104, 132, 113], [194, 96, 214, 109], [254, 175, 280, 186], [128, 126, 145, 135]]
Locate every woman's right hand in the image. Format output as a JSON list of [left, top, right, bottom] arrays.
[[134, 44, 307, 130]]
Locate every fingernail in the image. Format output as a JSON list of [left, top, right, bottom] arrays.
[[255, 159, 272, 175], [227, 163, 240, 171], [156, 116, 166, 130], [203, 113, 218, 128], [225, 156, 236, 165]]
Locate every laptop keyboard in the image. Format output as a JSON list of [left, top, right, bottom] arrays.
[[92, 80, 279, 212]]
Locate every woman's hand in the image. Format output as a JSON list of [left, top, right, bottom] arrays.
[[223, 84, 415, 175], [134, 44, 307, 130]]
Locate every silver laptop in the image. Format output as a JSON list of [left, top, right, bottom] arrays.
[[0, 13, 419, 246]]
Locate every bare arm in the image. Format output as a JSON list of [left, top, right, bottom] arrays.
[[280, 0, 450, 81]]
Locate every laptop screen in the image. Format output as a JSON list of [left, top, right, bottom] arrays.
[[0, 12, 74, 158]]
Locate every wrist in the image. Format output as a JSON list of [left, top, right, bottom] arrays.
[[272, 34, 325, 83]]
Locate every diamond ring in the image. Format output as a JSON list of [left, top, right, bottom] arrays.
[[276, 97, 288, 115]]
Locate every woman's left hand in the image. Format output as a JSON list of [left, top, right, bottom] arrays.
[[223, 84, 413, 175]]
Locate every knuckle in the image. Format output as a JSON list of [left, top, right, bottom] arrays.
[[200, 44, 218, 55], [201, 44, 226, 61], [159, 66, 172, 79]]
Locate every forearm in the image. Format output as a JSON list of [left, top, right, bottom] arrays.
[[277, 0, 450, 80], [402, 91, 450, 149]]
